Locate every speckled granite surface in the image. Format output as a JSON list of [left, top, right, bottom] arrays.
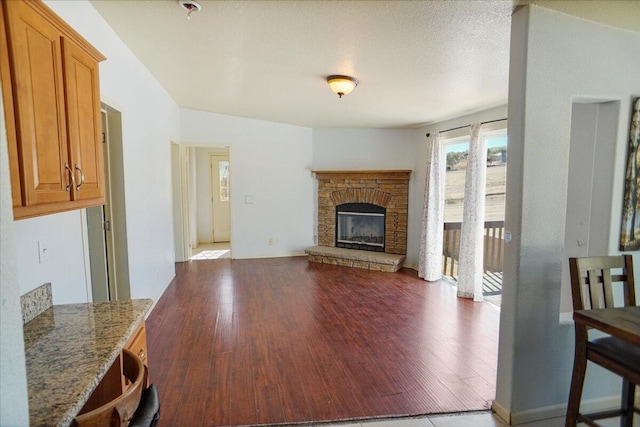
[[21, 283, 52, 324], [23, 299, 152, 427]]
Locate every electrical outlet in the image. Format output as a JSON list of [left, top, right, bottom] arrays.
[[268, 238, 274, 246], [38, 240, 49, 264]]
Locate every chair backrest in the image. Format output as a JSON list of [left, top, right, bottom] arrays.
[[568, 255, 636, 312], [75, 349, 146, 427]]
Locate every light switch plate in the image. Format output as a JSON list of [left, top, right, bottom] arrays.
[[38, 240, 49, 264]]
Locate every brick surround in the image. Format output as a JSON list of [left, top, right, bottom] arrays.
[[314, 170, 411, 255]]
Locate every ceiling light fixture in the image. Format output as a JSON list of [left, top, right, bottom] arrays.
[[178, 0, 201, 20], [326, 75, 358, 98]]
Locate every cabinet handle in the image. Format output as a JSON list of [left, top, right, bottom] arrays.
[[64, 163, 76, 192], [74, 164, 84, 191], [138, 349, 145, 359]]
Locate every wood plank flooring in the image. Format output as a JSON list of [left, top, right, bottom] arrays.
[[146, 257, 500, 426]]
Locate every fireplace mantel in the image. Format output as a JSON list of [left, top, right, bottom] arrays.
[[312, 170, 411, 180]]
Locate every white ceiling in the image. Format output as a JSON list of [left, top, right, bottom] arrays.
[[89, 0, 640, 129]]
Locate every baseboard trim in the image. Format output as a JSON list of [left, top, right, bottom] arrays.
[[492, 395, 620, 425], [233, 252, 307, 260], [491, 400, 511, 424]]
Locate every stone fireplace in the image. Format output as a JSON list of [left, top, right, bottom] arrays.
[[306, 170, 411, 272]]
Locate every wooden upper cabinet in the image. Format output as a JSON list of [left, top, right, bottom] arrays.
[[62, 38, 104, 201], [5, 0, 70, 206], [1, 0, 106, 219], [0, 4, 22, 208]]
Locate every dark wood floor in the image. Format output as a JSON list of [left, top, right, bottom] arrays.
[[146, 257, 500, 426]]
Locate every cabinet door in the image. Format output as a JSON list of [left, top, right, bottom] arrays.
[[126, 322, 148, 366], [125, 322, 149, 389], [5, 0, 71, 205], [0, 4, 22, 207], [62, 38, 104, 201]]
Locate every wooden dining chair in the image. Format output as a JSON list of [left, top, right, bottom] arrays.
[[566, 255, 640, 427], [74, 349, 146, 427]]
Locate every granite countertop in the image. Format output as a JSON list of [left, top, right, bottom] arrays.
[[23, 299, 152, 427]]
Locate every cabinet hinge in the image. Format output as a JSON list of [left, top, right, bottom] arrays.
[[103, 220, 111, 231], [102, 133, 106, 144]]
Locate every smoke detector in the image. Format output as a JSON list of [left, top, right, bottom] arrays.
[[178, 0, 201, 20]]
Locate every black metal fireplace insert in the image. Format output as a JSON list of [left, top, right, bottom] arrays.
[[335, 203, 385, 252]]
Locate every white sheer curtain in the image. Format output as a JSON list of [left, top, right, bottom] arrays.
[[419, 134, 444, 281], [457, 124, 486, 301]]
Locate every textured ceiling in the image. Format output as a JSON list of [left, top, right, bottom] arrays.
[[522, 0, 640, 34], [89, 0, 639, 129]]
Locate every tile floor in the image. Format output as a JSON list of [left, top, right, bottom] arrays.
[[321, 412, 531, 427], [190, 242, 231, 260], [321, 410, 638, 426]]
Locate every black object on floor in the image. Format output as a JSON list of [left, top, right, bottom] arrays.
[[129, 384, 160, 427]]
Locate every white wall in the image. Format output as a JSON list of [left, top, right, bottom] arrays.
[[312, 128, 416, 170], [0, 78, 29, 427], [14, 211, 89, 304], [181, 109, 314, 258], [494, 6, 640, 423], [410, 105, 509, 269]]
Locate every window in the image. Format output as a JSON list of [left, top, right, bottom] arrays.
[[443, 131, 508, 222], [441, 129, 508, 287], [483, 130, 507, 221], [218, 160, 229, 202], [444, 137, 470, 223]]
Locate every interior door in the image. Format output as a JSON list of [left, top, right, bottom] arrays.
[[210, 154, 230, 242], [88, 111, 113, 301], [87, 108, 125, 301], [87, 205, 108, 301], [180, 146, 192, 257]]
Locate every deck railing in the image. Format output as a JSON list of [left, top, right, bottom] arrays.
[[442, 220, 505, 277]]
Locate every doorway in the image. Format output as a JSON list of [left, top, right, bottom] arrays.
[[559, 101, 618, 319], [210, 153, 230, 243], [173, 146, 232, 261], [85, 105, 131, 301]]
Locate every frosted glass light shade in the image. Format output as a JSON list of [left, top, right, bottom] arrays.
[[327, 75, 358, 98]]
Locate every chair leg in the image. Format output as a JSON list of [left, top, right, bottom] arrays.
[[566, 345, 588, 427], [620, 380, 635, 427]]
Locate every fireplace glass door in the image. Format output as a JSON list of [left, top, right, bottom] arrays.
[[336, 203, 385, 252]]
